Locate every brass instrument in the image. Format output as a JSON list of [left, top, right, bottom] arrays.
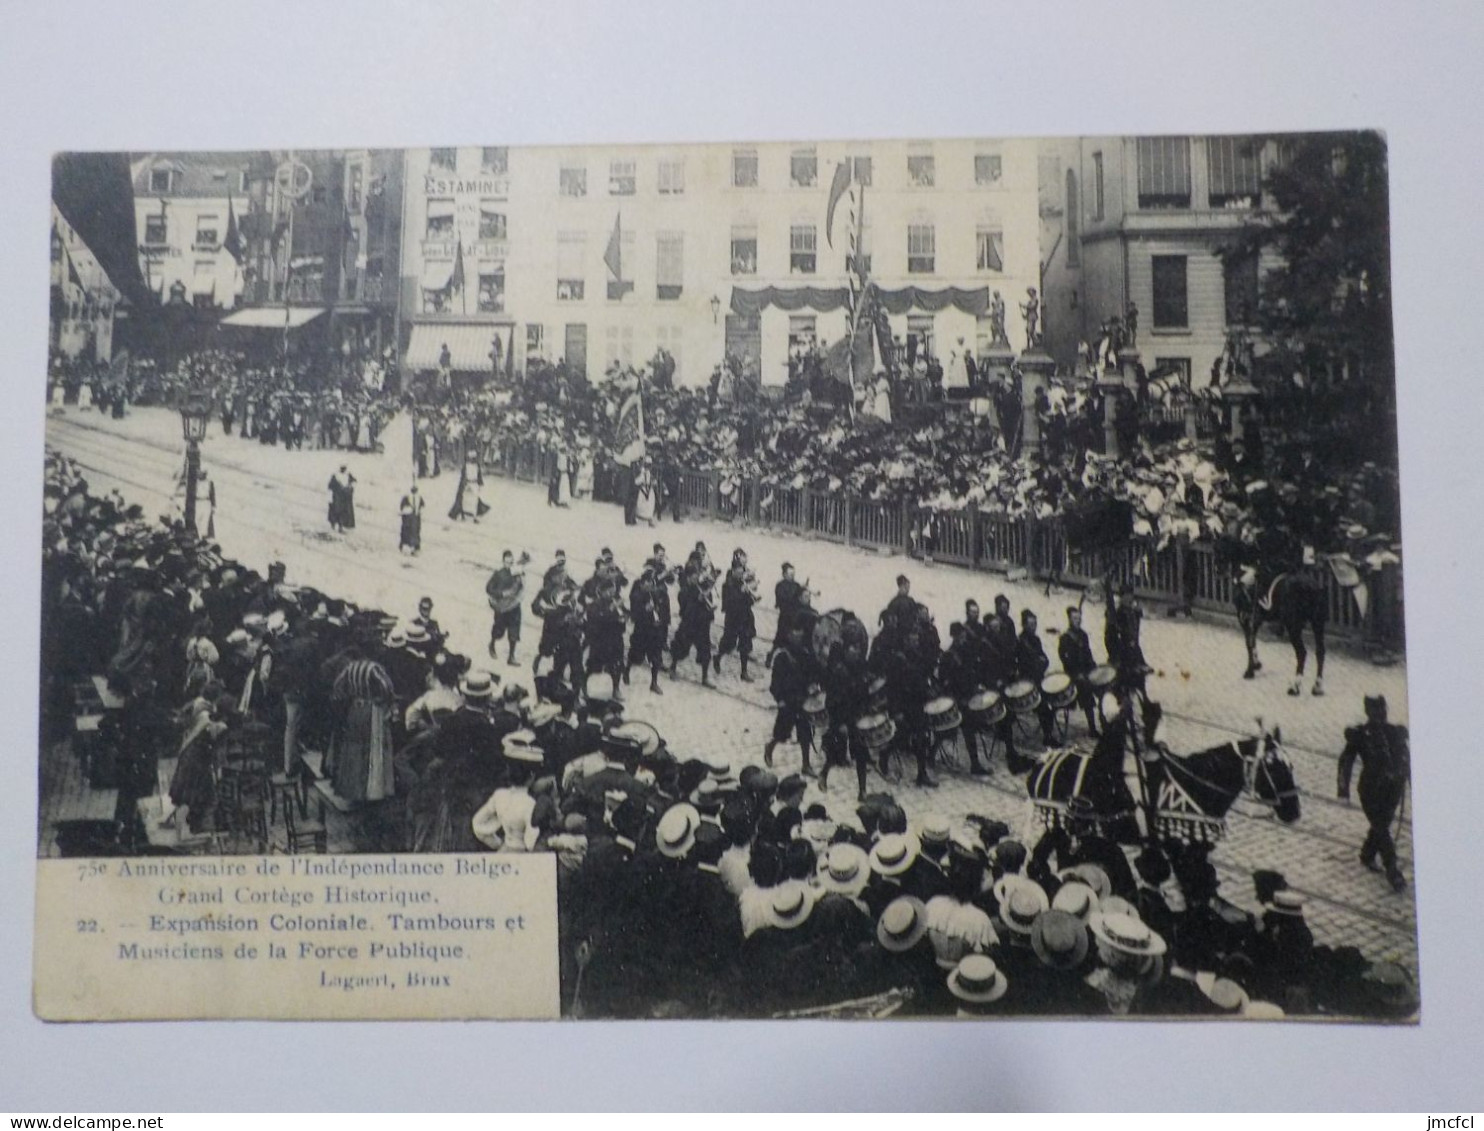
[[744, 567, 762, 603]]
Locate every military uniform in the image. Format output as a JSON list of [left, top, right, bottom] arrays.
[[1338, 708, 1410, 889]]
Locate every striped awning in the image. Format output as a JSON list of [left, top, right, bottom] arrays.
[[405, 321, 511, 372]]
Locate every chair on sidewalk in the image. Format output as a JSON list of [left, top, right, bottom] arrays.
[[281, 793, 328, 854]]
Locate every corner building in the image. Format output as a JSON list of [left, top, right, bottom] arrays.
[[397, 138, 1041, 387]]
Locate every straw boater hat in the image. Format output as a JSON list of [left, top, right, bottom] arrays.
[[1089, 911, 1168, 958], [1201, 976, 1250, 1014], [947, 954, 1009, 1005], [526, 701, 561, 728], [993, 873, 1050, 918], [501, 730, 544, 765], [585, 671, 615, 704], [999, 883, 1051, 937], [1050, 880, 1099, 922], [404, 622, 430, 645], [869, 832, 922, 877], [655, 803, 701, 859], [459, 669, 497, 701], [385, 626, 408, 648], [919, 814, 952, 850], [819, 844, 870, 895], [1264, 889, 1307, 917], [876, 896, 930, 952], [1030, 909, 1091, 970], [1098, 895, 1139, 922], [768, 884, 813, 930], [1059, 863, 1113, 902]]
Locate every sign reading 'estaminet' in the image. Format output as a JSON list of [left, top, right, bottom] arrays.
[[34, 854, 559, 1020]]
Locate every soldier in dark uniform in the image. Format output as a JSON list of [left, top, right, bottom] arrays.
[[485, 549, 526, 667], [583, 583, 628, 702], [879, 574, 917, 634], [823, 640, 872, 801], [763, 626, 817, 776], [1057, 605, 1101, 737], [937, 624, 992, 775], [626, 564, 668, 695], [1015, 610, 1061, 748], [764, 562, 806, 668], [1105, 582, 1150, 701], [714, 549, 759, 682], [670, 560, 717, 688], [1338, 695, 1410, 892]]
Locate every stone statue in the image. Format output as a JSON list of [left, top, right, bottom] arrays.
[[1124, 302, 1139, 348], [989, 291, 1007, 345], [1020, 287, 1040, 348]]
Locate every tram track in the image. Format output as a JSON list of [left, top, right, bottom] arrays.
[[45, 414, 1416, 945]]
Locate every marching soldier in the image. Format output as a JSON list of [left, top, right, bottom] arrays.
[[670, 558, 718, 688], [1016, 609, 1061, 749], [1057, 605, 1101, 737], [627, 563, 669, 695], [533, 554, 583, 691], [485, 549, 529, 667], [938, 624, 992, 775], [763, 623, 817, 776], [765, 562, 806, 668], [1338, 695, 1410, 892], [715, 549, 759, 682]]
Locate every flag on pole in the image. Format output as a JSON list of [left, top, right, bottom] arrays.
[[613, 390, 645, 465], [825, 161, 852, 249], [450, 238, 465, 293], [63, 243, 85, 294], [223, 195, 245, 264], [604, 212, 623, 279]]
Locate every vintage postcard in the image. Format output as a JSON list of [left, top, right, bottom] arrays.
[[36, 132, 1415, 1021]]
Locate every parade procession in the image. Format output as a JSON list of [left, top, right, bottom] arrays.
[[37, 132, 1417, 1022]]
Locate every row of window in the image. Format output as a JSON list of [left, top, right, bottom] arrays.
[[147, 166, 251, 195], [1135, 135, 1267, 211], [428, 147, 509, 176], [1148, 253, 1261, 330], [550, 150, 1004, 197]]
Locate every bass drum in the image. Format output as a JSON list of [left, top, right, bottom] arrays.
[[812, 608, 870, 665]]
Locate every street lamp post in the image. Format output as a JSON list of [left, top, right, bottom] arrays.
[[179, 394, 211, 534]]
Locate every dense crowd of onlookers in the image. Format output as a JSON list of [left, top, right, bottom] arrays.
[[40, 452, 1416, 1019]]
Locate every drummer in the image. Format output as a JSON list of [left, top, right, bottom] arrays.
[[887, 628, 938, 790], [938, 624, 993, 776], [1057, 605, 1102, 738], [823, 638, 872, 802], [763, 625, 819, 777], [1016, 610, 1062, 750]]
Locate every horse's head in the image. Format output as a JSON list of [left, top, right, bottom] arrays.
[[1251, 725, 1301, 824]]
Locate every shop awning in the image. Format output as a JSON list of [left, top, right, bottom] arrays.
[[405, 321, 513, 372], [219, 306, 326, 329], [421, 259, 454, 291]]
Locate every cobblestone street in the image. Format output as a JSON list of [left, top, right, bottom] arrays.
[[44, 406, 1418, 973]]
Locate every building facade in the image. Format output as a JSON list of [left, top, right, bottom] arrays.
[[396, 138, 1041, 387], [1056, 134, 1282, 385], [50, 203, 123, 363], [131, 152, 270, 309]]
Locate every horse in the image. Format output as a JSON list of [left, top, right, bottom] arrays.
[[1235, 565, 1329, 696], [1139, 698, 1301, 839], [1028, 696, 1301, 845], [1028, 706, 1144, 845]]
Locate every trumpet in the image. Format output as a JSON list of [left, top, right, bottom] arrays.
[[744, 567, 762, 602]]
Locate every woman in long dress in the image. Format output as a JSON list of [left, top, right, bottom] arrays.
[[327, 657, 397, 804], [574, 444, 595, 499], [547, 448, 572, 507], [399, 485, 424, 554], [448, 450, 489, 522]]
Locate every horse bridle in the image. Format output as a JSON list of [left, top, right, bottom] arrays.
[[1243, 737, 1300, 810]]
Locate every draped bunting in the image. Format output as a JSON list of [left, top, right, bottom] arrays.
[[730, 285, 990, 318]]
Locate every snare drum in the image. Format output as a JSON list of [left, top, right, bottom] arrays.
[[867, 676, 889, 712], [855, 712, 896, 752], [803, 691, 829, 731], [965, 689, 1007, 727], [1041, 672, 1077, 711], [924, 696, 962, 734], [1005, 679, 1042, 715], [1086, 665, 1117, 691]]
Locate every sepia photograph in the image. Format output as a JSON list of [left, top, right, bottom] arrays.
[[36, 130, 1415, 1022]]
